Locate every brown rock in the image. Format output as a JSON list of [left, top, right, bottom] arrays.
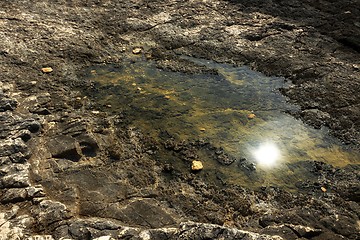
[[191, 160, 203, 171], [247, 113, 256, 119], [41, 67, 53, 73]]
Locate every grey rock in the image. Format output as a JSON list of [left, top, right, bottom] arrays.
[[28, 235, 55, 240], [96, 198, 177, 228], [0, 163, 30, 188], [27, 186, 46, 198], [0, 95, 17, 112], [287, 224, 322, 238], [46, 135, 82, 161], [0, 186, 45, 204], [178, 222, 283, 240], [0, 188, 28, 203], [0, 205, 33, 239], [0, 138, 31, 163], [36, 200, 72, 226]]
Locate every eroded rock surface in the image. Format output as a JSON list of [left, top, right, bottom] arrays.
[[0, 0, 359, 239]]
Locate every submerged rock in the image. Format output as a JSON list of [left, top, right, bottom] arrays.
[[247, 113, 256, 119]]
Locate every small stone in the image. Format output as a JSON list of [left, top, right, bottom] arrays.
[[41, 67, 53, 73], [132, 47, 142, 54], [90, 70, 97, 74], [132, 83, 137, 86], [92, 111, 100, 114], [199, 127, 206, 131], [93, 236, 112, 240], [321, 187, 327, 192], [191, 160, 203, 171], [164, 95, 171, 99], [247, 113, 256, 119]]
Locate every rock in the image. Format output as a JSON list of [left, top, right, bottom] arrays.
[[0, 164, 30, 188], [215, 152, 236, 165], [0, 138, 31, 163], [0, 188, 28, 203], [261, 224, 298, 239], [199, 127, 206, 131], [92, 198, 177, 228], [0, 206, 33, 239], [68, 222, 92, 239], [93, 236, 113, 240], [178, 222, 283, 240], [191, 160, 203, 171], [247, 113, 256, 119], [36, 200, 71, 226], [287, 224, 322, 238], [41, 67, 53, 73], [0, 1, 359, 239], [0, 97, 17, 112], [132, 47, 142, 54], [28, 236, 55, 240], [76, 133, 99, 157], [320, 215, 359, 238], [0, 112, 41, 139], [46, 135, 82, 161], [27, 186, 46, 198]]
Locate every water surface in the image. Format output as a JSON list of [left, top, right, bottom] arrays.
[[85, 58, 359, 190]]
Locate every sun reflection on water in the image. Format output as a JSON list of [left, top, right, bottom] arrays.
[[252, 143, 281, 168]]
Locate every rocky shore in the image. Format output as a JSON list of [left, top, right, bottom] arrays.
[[0, 0, 359, 239]]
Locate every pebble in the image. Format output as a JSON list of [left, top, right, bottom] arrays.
[[164, 95, 171, 99], [41, 67, 53, 73], [199, 127, 206, 131], [132, 47, 142, 54], [321, 187, 327, 192], [191, 160, 203, 171], [247, 113, 256, 119]]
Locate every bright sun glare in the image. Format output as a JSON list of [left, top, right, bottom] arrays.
[[253, 143, 280, 167]]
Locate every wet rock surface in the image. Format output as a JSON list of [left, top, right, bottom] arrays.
[[0, 0, 359, 239]]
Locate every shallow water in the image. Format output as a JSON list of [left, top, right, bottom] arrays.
[[85, 57, 359, 190]]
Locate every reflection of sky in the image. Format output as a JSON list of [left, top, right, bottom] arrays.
[[252, 142, 281, 168]]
